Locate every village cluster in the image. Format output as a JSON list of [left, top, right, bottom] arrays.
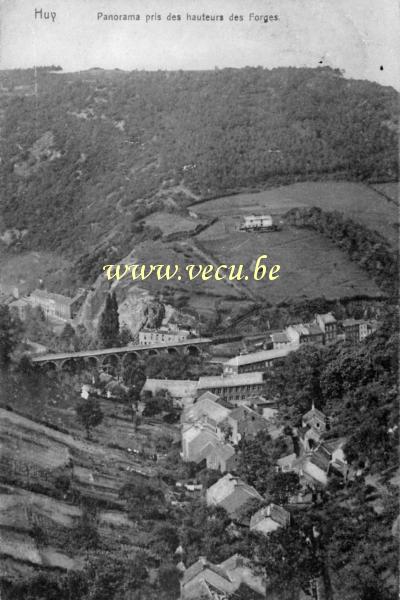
[[0, 276, 381, 599], [139, 312, 379, 599]]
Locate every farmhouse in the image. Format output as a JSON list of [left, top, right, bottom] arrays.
[[239, 214, 277, 231]]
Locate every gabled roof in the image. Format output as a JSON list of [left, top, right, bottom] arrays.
[[207, 473, 262, 515], [197, 391, 221, 403], [307, 448, 331, 472], [182, 556, 232, 586], [308, 323, 324, 336], [228, 405, 264, 422], [322, 437, 347, 453], [250, 503, 290, 529], [183, 396, 231, 423], [208, 443, 236, 462]]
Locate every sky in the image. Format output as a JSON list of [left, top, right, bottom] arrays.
[[0, 0, 399, 88]]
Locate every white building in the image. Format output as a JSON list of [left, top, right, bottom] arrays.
[[240, 214, 274, 231], [138, 325, 191, 345]]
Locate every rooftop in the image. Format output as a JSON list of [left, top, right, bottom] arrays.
[[183, 396, 231, 423], [342, 318, 366, 327], [250, 503, 290, 529], [270, 332, 290, 343], [224, 346, 295, 368], [316, 312, 337, 324], [182, 557, 231, 586], [30, 288, 76, 305], [198, 372, 265, 389]]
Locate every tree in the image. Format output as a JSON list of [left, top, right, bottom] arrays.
[[119, 323, 133, 346], [84, 553, 148, 600], [76, 396, 104, 439], [98, 292, 119, 348], [58, 322, 77, 351], [266, 472, 301, 504], [120, 476, 166, 521], [0, 304, 22, 367]]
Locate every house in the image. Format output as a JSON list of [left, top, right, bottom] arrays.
[[143, 378, 198, 408], [138, 325, 192, 345], [323, 438, 348, 478], [218, 554, 266, 597], [180, 554, 266, 599], [249, 503, 290, 535], [182, 393, 231, 427], [206, 473, 262, 518], [180, 556, 234, 599], [285, 323, 324, 346], [197, 372, 265, 404], [270, 331, 291, 349], [246, 396, 279, 420], [223, 405, 268, 444], [276, 453, 297, 473], [222, 346, 295, 375], [28, 288, 84, 321], [299, 446, 331, 487], [300, 425, 323, 452], [365, 320, 379, 339], [239, 214, 275, 231], [181, 424, 220, 463], [315, 312, 337, 343], [341, 318, 368, 344], [206, 443, 240, 473]]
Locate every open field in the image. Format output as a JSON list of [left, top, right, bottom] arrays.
[[197, 224, 382, 303], [120, 182, 389, 318], [142, 210, 207, 237], [193, 181, 398, 247]]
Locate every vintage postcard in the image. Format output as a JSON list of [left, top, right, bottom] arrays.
[[0, 1, 398, 599]]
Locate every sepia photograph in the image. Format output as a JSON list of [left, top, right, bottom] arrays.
[[0, 0, 398, 598]]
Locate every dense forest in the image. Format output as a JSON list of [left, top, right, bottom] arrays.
[[0, 67, 398, 270]]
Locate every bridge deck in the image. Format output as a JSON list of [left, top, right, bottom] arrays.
[[31, 338, 212, 363]]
